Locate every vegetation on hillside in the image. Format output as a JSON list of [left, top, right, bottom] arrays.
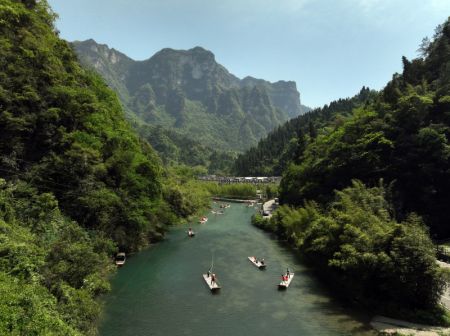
[[254, 181, 450, 324], [201, 182, 258, 199], [2, 0, 449, 332], [136, 123, 236, 173], [162, 166, 211, 219], [0, 0, 166, 250], [234, 87, 375, 175], [280, 19, 450, 238], [248, 18, 450, 323], [0, 1, 210, 333], [0, 180, 114, 335], [73, 40, 304, 155]]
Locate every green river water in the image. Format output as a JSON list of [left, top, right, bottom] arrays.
[[99, 203, 376, 336]]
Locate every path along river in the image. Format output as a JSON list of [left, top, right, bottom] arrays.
[[99, 203, 376, 336]]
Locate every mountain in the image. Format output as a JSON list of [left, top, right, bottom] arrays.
[[0, 1, 201, 334], [278, 18, 450, 239], [73, 39, 307, 151], [136, 123, 236, 170], [241, 17, 450, 240], [234, 87, 375, 175], [250, 19, 450, 323], [240, 76, 311, 117]]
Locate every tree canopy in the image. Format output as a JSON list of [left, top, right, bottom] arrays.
[[0, 1, 211, 334], [250, 17, 450, 324]]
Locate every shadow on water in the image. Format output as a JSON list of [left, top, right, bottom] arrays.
[[270, 235, 376, 335], [99, 204, 377, 336]]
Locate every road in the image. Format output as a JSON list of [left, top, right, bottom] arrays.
[[437, 260, 450, 310]]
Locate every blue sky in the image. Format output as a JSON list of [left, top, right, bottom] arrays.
[[48, 0, 450, 108]]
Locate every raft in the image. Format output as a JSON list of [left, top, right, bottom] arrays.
[[202, 274, 221, 291], [248, 256, 266, 269], [115, 252, 126, 266], [278, 273, 294, 288]]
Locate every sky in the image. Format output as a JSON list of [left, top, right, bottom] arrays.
[[48, 0, 450, 108]]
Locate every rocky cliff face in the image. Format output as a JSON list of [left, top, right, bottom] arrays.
[[127, 47, 240, 100], [74, 39, 133, 102], [241, 76, 303, 118], [73, 40, 306, 150]]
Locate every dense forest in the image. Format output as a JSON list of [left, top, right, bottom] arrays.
[[2, 0, 450, 333], [249, 17, 450, 323], [234, 87, 375, 175], [254, 181, 449, 324], [0, 1, 211, 334], [136, 123, 236, 173], [280, 19, 450, 239]]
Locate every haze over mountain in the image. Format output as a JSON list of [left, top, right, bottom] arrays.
[[73, 39, 310, 152]]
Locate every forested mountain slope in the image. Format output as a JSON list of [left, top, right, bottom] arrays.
[[0, 1, 201, 334], [241, 18, 450, 239], [73, 39, 308, 152], [251, 19, 450, 323], [136, 123, 236, 170], [234, 87, 375, 175], [0, 1, 164, 250], [280, 18, 450, 238]]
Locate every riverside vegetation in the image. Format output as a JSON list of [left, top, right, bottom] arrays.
[[249, 18, 450, 324], [0, 1, 216, 334], [1, 0, 450, 334], [0, 2, 276, 333]]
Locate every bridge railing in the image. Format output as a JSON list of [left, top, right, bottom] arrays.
[[197, 176, 281, 184]]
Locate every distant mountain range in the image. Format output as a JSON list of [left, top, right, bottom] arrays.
[[73, 39, 310, 153]]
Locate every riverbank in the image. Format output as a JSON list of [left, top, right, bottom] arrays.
[[371, 316, 450, 335], [251, 182, 450, 328], [212, 196, 260, 203]]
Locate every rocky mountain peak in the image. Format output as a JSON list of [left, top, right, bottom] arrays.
[[73, 39, 308, 150], [73, 39, 131, 66]]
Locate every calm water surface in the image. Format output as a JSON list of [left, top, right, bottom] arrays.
[[99, 204, 375, 336]]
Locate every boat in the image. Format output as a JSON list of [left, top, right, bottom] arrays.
[[199, 216, 208, 224], [248, 256, 266, 269], [115, 252, 126, 266], [202, 273, 221, 291], [203, 253, 221, 291], [278, 272, 294, 289]]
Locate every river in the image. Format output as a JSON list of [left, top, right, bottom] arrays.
[[99, 203, 376, 336]]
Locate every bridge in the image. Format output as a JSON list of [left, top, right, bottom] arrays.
[[198, 175, 281, 184]]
